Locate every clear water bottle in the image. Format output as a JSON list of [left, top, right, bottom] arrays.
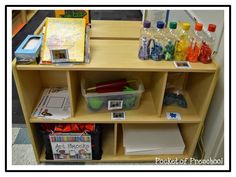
[[199, 24, 216, 64], [150, 21, 167, 61], [174, 22, 191, 61], [138, 20, 151, 60], [164, 22, 178, 61], [187, 22, 204, 62]]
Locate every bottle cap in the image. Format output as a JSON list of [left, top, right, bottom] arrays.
[[195, 22, 203, 31], [156, 21, 165, 29], [143, 20, 151, 28], [208, 24, 216, 32], [182, 22, 190, 31], [169, 22, 177, 29]]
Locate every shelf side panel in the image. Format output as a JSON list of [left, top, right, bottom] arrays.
[[179, 123, 201, 157], [12, 62, 43, 163]]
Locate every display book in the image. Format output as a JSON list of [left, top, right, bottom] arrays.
[[40, 17, 88, 64]]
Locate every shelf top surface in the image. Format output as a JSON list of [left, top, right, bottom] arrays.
[[14, 20, 218, 72]]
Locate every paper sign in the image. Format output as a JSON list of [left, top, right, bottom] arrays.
[[108, 100, 123, 110], [166, 112, 182, 120], [174, 61, 191, 69], [111, 111, 126, 120], [49, 133, 92, 160]]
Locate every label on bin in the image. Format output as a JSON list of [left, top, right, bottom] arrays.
[[108, 100, 123, 110], [166, 112, 182, 120], [111, 111, 126, 120]]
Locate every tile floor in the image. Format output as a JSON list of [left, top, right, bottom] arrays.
[[12, 125, 37, 165]]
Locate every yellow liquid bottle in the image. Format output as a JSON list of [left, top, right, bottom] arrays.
[[174, 22, 191, 61]]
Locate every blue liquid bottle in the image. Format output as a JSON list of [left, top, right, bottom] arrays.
[[150, 21, 167, 61]]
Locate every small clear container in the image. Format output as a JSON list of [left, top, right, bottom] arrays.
[[81, 78, 145, 112]]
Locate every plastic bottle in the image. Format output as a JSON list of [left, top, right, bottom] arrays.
[[150, 21, 166, 61], [164, 22, 178, 61], [199, 24, 216, 64], [186, 23, 204, 62], [174, 22, 191, 61], [138, 20, 151, 60]]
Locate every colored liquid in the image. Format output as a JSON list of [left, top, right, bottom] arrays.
[[174, 39, 189, 61], [199, 42, 212, 64], [150, 41, 164, 60], [138, 36, 150, 59], [186, 42, 201, 62], [164, 41, 175, 61]]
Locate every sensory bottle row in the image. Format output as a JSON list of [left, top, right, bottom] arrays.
[[138, 20, 217, 64]]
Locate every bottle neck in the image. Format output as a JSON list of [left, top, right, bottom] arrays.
[[156, 28, 164, 32]]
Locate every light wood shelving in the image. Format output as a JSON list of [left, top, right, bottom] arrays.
[[12, 19, 219, 164]]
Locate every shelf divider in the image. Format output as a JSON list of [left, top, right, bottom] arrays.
[[67, 71, 80, 117]]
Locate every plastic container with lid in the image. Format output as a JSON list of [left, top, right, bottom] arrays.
[[174, 22, 191, 61], [138, 20, 152, 60], [150, 21, 167, 61], [186, 22, 204, 62], [164, 22, 179, 61], [81, 78, 145, 112], [199, 24, 217, 64]]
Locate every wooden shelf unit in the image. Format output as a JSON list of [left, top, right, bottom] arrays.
[[12, 19, 219, 164]]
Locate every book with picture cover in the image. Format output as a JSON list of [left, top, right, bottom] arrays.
[[32, 88, 70, 120], [41, 18, 86, 64]]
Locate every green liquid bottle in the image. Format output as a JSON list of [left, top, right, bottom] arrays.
[[164, 22, 178, 61]]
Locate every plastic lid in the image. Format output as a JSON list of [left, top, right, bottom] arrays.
[[169, 22, 177, 29], [156, 21, 165, 29], [208, 24, 216, 32], [143, 20, 151, 28], [182, 22, 190, 31], [195, 23, 203, 31]]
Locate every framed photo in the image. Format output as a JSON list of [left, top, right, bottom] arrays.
[[108, 100, 123, 110], [111, 111, 126, 120], [50, 49, 69, 63], [174, 61, 191, 69]]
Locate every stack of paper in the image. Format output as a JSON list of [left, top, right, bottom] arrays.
[[123, 124, 185, 155], [32, 88, 70, 120]]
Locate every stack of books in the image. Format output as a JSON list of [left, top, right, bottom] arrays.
[[122, 124, 185, 155], [40, 18, 90, 65]]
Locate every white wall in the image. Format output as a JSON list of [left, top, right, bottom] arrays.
[[145, 10, 224, 159]]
